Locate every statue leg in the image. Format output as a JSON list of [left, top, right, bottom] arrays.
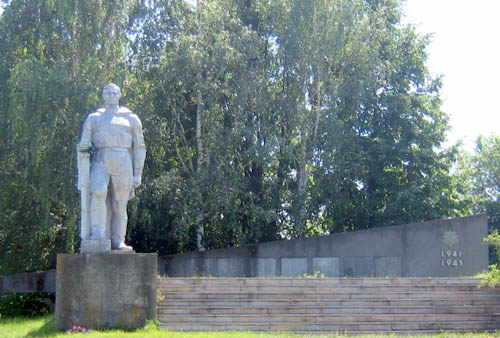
[[109, 163, 133, 250], [105, 188, 113, 240], [89, 164, 110, 240]]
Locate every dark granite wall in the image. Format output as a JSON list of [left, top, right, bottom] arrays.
[[160, 215, 488, 278]]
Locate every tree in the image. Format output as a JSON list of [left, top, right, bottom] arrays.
[[257, 0, 462, 237], [127, 0, 280, 253], [461, 136, 500, 232], [0, 0, 132, 273], [0, 0, 466, 267], [101, 0, 468, 252]]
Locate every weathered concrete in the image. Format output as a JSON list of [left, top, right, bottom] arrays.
[[312, 257, 340, 277], [281, 258, 308, 277], [344, 257, 374, 277], [0, 271, 55, 293], [157, 277, 500, 334], [375, 257, 401, 277], [160, 215, 489, 278], [80, 239, 111, 254], [256, 258, 277, 277], [55, 253, 157, 330]]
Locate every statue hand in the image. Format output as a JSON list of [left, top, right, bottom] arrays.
[[78, 142, 94, 154], [133, 175, 142, 188]]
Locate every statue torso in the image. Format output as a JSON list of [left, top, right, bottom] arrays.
[[90, 108, 135, 149]]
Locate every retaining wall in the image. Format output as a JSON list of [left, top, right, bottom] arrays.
[[160, 215, 488, 278]]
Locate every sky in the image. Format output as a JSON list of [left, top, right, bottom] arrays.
[[402, 0, 500, 151]]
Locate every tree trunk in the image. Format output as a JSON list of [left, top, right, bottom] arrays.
[[296, 143, 309, 238], [195, 0, 205, 252]]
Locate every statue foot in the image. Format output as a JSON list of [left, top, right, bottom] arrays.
[[112, 241, 133, 251]]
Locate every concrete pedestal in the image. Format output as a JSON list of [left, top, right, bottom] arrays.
[[55, 253, 157, 330], [81, 239, 111, 254]]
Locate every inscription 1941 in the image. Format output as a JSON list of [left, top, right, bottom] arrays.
[[441, 249, 463, 267]]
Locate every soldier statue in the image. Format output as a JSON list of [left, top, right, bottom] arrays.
[[77, 84, 145, 252]]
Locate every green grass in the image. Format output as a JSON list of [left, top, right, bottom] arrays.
[[0, 316, 498, 338]]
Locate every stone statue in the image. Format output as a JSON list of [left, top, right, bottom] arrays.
[[77, 84, 146, 253]]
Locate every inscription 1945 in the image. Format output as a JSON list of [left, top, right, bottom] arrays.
[[441, 249, 463, 267]]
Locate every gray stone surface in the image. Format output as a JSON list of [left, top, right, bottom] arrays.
[[281, 258, 308, 277], [257, 258, 277, 277], [55, 253, 157, 330], [81, 239, 111, 254], [375, 256, 402, 277], [0, 271, 55, 293], [343, 257, 374, 277], [217, 258, 244, 277], [161, 215, 489, 278], [186, 258, 200, 276], [203, 258, 217, 276], [312, 257, 340, 277], [403, 216, 488, 277]]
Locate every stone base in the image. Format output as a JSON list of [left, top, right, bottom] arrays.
[[81, 239, 111, 254], [111, 249, 136, 254], [55, 253, 157, 330]]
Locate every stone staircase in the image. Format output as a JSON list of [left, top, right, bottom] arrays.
[[157, 277, 500, 334]]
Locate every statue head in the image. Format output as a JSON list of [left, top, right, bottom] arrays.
[[102, 83, 121, 106]]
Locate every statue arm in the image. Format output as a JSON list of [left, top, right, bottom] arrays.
[[80, 114, 95, 146], [77, 115, 93, 190], [131, 115, 146, 179]]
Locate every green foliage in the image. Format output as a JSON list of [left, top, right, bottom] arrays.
[[0, 0, 133, 274], [156, 288, 166, 302], [479, 263, 500, 288], [453, 136, 500, 263], [0, 0, 471, 272], [301, 271, 326, 279], [479, 230, 500, 287], [126, 0, 463, 252], [469, 136, 500, 232], [127, 0, 282, 252], [141, 319, 159, 332], [0, 293, 53, 318]]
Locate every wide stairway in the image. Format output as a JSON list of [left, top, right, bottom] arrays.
[[157, 277, 500, 334]]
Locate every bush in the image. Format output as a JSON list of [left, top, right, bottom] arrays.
[[480, 230, 500, 287], [0, 293, 54, 318]]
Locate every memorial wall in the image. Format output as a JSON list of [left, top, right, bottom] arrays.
[[160, 214, 489, 278]]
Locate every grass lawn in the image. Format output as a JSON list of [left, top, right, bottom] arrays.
[[0, 316, 498, 338]]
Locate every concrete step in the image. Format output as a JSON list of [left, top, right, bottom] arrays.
[[158, 305, 500, 315], [158, 313, 498, 324], [159, 284, 487, 293], [159, 321, 500, 332], [159, 291, 500, 300], [160, 298, 500, 307], [159, 277, 483, 287], [157, 277, 500, 333]]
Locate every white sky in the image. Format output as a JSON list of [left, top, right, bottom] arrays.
[[402, 0, 500, 151]]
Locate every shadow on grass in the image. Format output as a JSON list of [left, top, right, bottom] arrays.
[[25, 316, 62, 337], [23, 317, 160, 337]]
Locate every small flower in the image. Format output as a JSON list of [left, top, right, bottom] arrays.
[[66, 325, 90, 334]]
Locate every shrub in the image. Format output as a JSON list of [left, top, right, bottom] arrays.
[[480, 230, 500, 287], [0, 293, 53, 318]]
